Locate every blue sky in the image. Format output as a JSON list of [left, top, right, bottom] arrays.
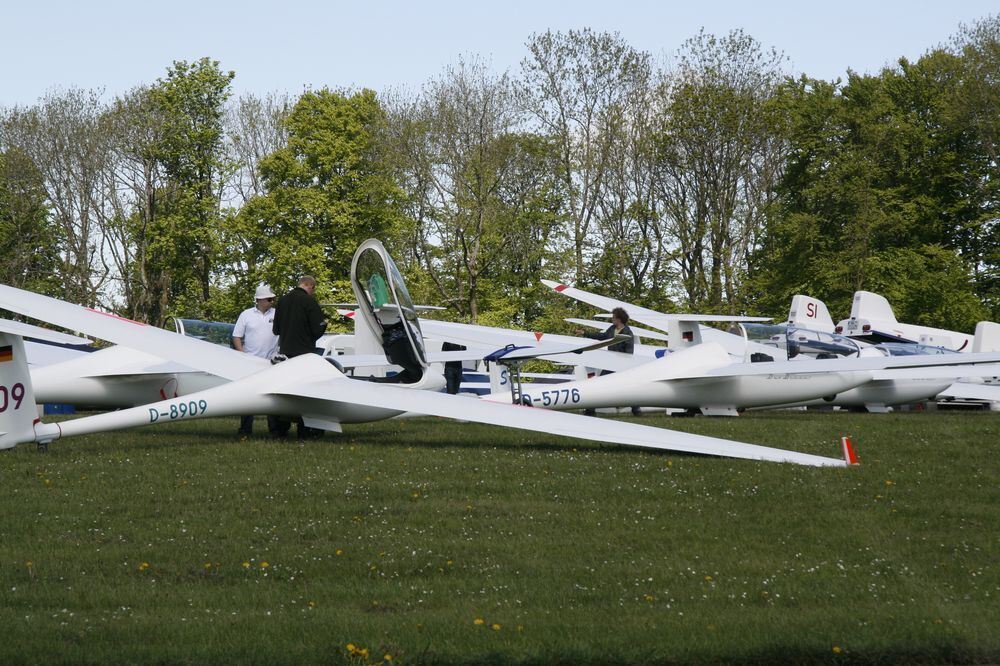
[[2, 0, 996, 106]]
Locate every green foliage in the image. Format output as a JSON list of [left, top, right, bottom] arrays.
[[0, 149, 61, 295], [861, 245, 990, 331], [238, 88, 405, 302], [751, 44, 999, 322], [653, 29, 788, 313], [150, 58, 235, 320]]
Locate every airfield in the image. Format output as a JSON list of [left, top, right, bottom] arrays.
[[2, 410, 998, 664]]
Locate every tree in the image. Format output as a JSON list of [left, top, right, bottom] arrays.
[[150, 57, 235, 318], [950, 14, 1000, 318], [653, 29, 788, 313], [0, 149, 61, 294], [239, 88, 405, 300], [521, 29, 651, 284], [387, 61, 553, 323], [97, 85, 169, 322], [1, 88, 110, 305], [751, 46, 996, 326]]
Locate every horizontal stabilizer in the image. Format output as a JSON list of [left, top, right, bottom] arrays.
[[565, 318, 670, 342], [937, 382, 1000, 401]]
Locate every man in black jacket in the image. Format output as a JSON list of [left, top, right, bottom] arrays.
[[273, 276, 327, 357], [272, 276, 328, 438], [581, 307, 641, 416]]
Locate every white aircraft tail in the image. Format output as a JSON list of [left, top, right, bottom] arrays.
[[787, 295, 835, 333], [850, 291, 897, 324], [973, 321, 1000, 353], [0, 333, 40, 449], [488, 362, 510, 394]]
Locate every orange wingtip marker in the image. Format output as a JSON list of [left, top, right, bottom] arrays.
[[841, 436, 860, 465]]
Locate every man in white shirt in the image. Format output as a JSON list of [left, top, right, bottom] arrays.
[[233, 284, 280, 436]]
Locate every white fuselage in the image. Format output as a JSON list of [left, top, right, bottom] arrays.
[[768, 378, 953, 410], [483, 343, 874, 411]]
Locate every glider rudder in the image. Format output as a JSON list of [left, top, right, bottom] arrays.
[[0, 333, 39, 449]]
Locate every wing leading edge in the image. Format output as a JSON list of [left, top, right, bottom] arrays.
[[273, 371, 848, 467]]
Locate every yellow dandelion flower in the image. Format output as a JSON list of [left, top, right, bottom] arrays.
[[644, 594, 654, 602], [260, 561, 269, 569], [25, 560, 33, 568], [359, 648, 369, 658], [446, 560, 453, 566], [885, 480, 894, 486], [346, 643, 357, 653], [832, 646, 842, 654], [308, 600, 317, 608], [384, 655, 393, 662], [335, 549, 344, 556], [473, 618, 485, 626], [204, 562, 212, 569], [242, 561, 250, 569], [138, 562, 149, 572], [517, 625, 524, 632], [491, 623, 501, 631], [704, 575, 713, 582]]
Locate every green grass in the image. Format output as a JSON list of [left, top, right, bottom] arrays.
[[1, 410, 999, 664]]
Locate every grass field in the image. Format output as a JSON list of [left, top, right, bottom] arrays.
[[1, 410, 999, 664]]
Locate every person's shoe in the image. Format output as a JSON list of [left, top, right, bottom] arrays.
[[631, 407, 642, 416], [584, 408, 596, 416]]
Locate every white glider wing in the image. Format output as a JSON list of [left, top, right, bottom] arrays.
[[0, 318, 91, 345], [274, 374, 848, 467], [418, 319, 647, 372], [0, 284, 266, 381], [541, 280, 770, 330]]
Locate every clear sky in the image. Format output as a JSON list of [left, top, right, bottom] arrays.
[[2, 0, 996, 107]]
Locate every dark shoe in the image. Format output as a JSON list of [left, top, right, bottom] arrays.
[[584, 408, 596, 416], [631, 407, 642, 416]]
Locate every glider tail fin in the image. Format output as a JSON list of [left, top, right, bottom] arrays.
[[0, 333, 40, 449], [851, 291, 897, 324], [788, 295, 835, 333], [972, 321, 1000, 353]]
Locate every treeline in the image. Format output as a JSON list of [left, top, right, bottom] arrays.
[[1, 18, 997, 332]]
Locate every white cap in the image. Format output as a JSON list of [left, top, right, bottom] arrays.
[[255, 284, 276, 300]]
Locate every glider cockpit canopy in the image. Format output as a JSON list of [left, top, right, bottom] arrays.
[[744, 323, 863, 360], [170, 318, 236, 348], [350, 239, 428, 383]]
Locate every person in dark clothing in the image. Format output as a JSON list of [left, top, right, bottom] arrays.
[[271, 276, 328, 438], [272, 276, 327, 357], [581, 307, 641, 416], [441, 341, 466, 394]]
